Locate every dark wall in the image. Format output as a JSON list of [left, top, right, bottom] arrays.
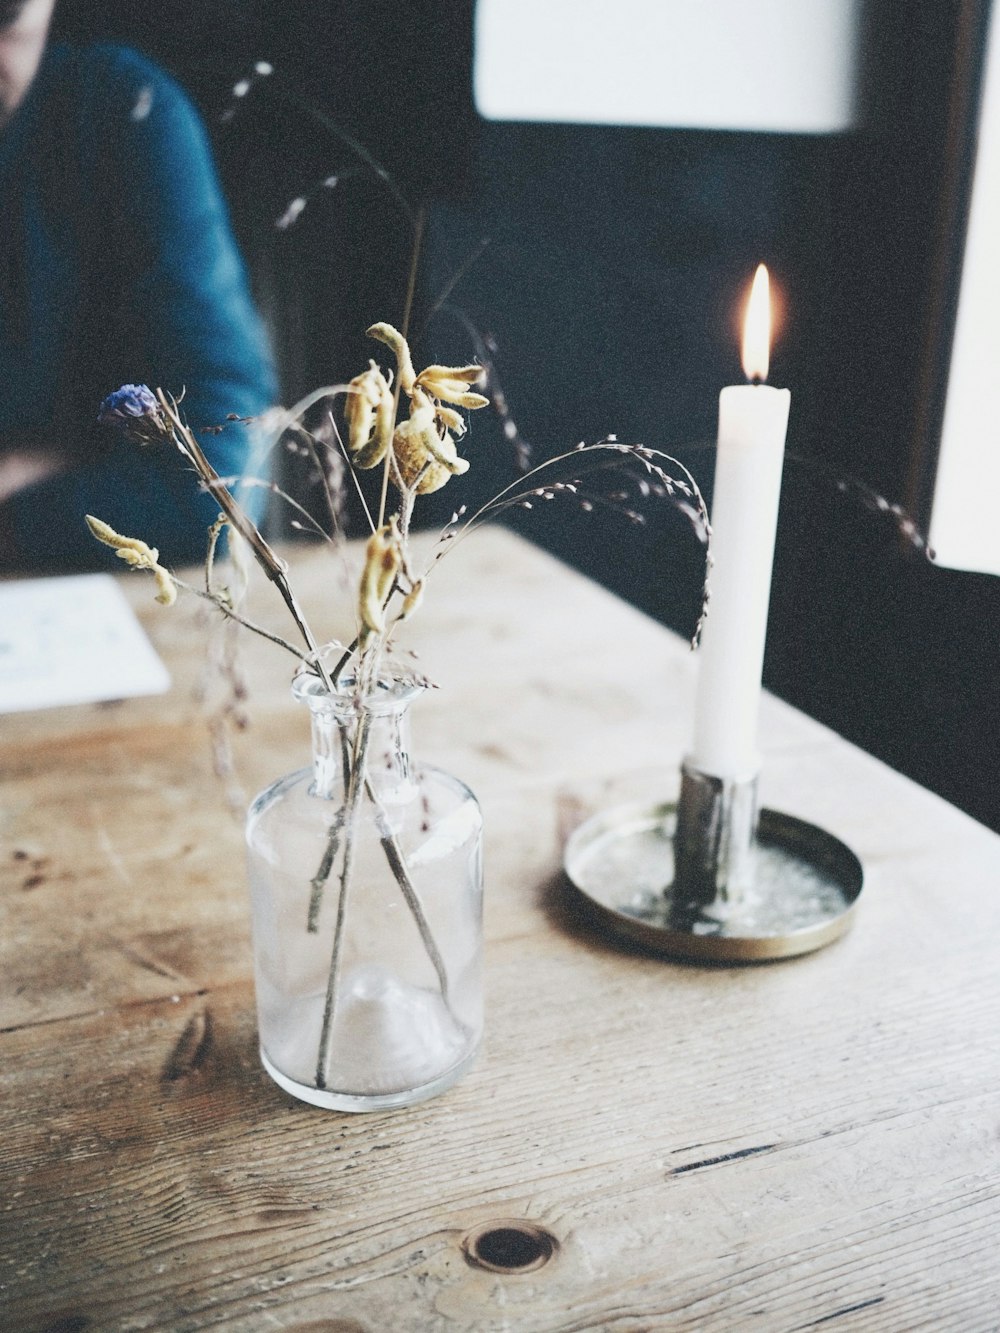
[[765, 2, 1000, 834], [55, 1, 1000, 833]]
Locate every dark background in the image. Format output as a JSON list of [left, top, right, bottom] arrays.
[[52, 0, 1000, 833]]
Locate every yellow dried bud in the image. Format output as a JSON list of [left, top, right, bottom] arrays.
[[86, 513, 145, 554], [434, 404, 467, 436], [414, 363, 489, 410], [357, 524, 401, 638], [345, 367, 378, 446], [345, 362, 394, 468], [392, 405, 469, 494], [152, 566, 178, 607], [398, 580, 424, 622], [411, 386, 468, 442], [366, 322, 416, 395], [85, 515, 177, 606]]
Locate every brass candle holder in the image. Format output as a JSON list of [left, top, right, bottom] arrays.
[[564, 758, 862, 963]]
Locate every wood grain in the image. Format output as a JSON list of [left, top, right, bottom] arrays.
[[2, 528, 1000, 1332]]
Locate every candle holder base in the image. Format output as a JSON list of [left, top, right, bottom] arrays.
[[563, 800, 862, 963]]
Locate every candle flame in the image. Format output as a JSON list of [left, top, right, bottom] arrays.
[[741, 264, 771, 383]]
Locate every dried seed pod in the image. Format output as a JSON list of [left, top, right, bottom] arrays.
[[434, 404, 467, 436], [398, 579, 424, 622], [357, 524, 401, 638], [415, 363, 489, 410], [392, 405, 469, 494], [345, 362, 394, 468], [366, 322, 416, 395], [84, 515, 177, 605]]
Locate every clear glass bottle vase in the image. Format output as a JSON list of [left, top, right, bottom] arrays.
[[245, 673, 483, 1111]]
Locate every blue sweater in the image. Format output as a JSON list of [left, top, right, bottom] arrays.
[[0, 43, 278, 569]]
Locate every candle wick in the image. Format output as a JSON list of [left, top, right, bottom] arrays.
[[748, 374, 764, 387]]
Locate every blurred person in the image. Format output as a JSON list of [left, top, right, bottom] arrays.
[[0, 0, 277, 570]]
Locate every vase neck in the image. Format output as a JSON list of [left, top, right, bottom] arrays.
[[294, 676, 421, 802]]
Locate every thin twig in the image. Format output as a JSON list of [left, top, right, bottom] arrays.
[[307, 807, 346, 933], [331, 635, 361, 688], [302, 431, 346, 545], [204, 515, 226, 596], [419, 235, 491, 336], [216, 469, 338, 546], [278, 84, 416, 225], [158, 391, 335, 693], [332, 417, 378, 536], [366, 779, 451, 1005], [378, 205, 425, 531], [315, 711, 371, 1090], [172, 578, 312, 662]]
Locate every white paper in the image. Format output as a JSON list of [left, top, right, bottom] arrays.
[[0, 574, 171, 714]]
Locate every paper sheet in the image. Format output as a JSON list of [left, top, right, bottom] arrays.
[[0, 574, 170, 714]]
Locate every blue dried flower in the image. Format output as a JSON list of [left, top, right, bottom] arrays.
[[97, 384, 165, 440]]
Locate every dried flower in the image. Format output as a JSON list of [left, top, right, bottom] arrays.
[[97, 384, 166, 444], [346, 326, 491, 496], [84, 515, 177, 605], [414, 364, 489, 411], [433, 403, 468, 437], [345, 362, 395, 469], [357, 523, 401, 639], [398, 579, 424, 621], [366, 322, 415, 395], [392, 401, 469, 494]]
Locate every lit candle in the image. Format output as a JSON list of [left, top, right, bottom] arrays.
[[690, 264, 791, 779]]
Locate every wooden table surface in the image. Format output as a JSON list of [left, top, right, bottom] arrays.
[[3, 526, 1000, 1333]]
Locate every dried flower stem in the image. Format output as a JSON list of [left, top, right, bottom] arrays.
[[302, 429, 348, 545], [420, 237, 491, 336], [204, 515, 226, 595], [331, 421, 378, 535], [218, 467, 340, 546], [314, 710, 370, 1089], [305, 721, 354, 932], [279, 86, 416, 225], [308, 676, 457, 1088], [368, 786, 451, 1004], [377, 206, 425, 532], [307, 807, 347, 933], [172, 578, 312, 663], [157, 390, 335, 693]]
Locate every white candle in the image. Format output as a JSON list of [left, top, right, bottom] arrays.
[[690, 265, 791, 779]]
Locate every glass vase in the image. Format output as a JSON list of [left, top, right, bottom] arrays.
[[245, 673, 483, 1111]]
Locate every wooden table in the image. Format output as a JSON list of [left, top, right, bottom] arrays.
[[3, 527, 1000, 1332]]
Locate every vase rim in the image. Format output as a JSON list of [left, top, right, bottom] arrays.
[[292, 669, 425, 716]]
